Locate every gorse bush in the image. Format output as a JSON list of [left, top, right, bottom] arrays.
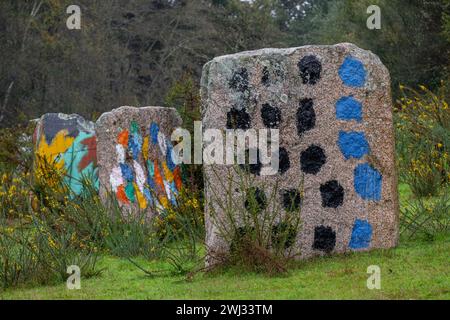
[[0, 171, 31, 220], [124, 184, 205, 276], [0, 149, 206, 288], [395, 83, 450, 197], [0, 123, 34, 220], [400, 188, 450, 241], [0, 220, 40, 288], [0, 159, 103, 289], [33, 157, 204, 262], [0, 218, 100, 290], [154, 188, 203, 240], [206, 166, 303, 275], [0, 169, 100, 290], [396, 83, 450, 241]]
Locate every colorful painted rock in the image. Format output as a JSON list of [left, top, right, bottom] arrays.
[[201, 43, 398, 262], [96, 106, 183, 216], [33, 113, 98, 195]]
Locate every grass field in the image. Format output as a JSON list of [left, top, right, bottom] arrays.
[[1, 184, 448, 300], [1, 234, 449, 300]]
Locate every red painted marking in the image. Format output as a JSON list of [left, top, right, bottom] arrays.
[[78, 136, 97, 171], [116, 185, 129, 204], [173, 166, 182, 191], [153, 159, 165, 191], [117, 130, 129, 146]]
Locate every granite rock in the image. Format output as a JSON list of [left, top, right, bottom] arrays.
[[95, 106, 183, 217], [201, 43, 399, 262], [33, 113, 98, 195]]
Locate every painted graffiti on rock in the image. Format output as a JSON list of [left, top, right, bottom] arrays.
[[202, 44, 397, 261], [109, 120, 182, 213], [34, 113, 98, 196]]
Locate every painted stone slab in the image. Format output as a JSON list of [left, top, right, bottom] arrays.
[[96, 106, 183, 216], [201, 43, 399, 261], [33, 113, 98, 195]]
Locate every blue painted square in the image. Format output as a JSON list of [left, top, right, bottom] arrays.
[[338, 131, 369, 159], [150, 122, 159, 144], [143, 187, 154, 206], [339, 56, 366, 87], [354, 163, 382, 201], [336, 96, 362, 122], [349, 219, 372, 249], [166, 141, 177, 171], [120, 163, 134, 182], [169, 181, 178, 205], [147, 176, 156, 189], [128, 134, 142, 160]]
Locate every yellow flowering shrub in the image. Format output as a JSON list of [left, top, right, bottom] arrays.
[[154, 189, 203, 241], [395, 83, 449, 197], [34, 154, 68, 195], [0, 170, 31, 219]]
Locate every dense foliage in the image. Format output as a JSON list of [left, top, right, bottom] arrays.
[[1, 0, 449, 127]]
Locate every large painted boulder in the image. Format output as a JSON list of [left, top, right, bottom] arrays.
[[201, 43, 399, 261], [33, 113, 98, 195], [96, 106, 183, 216]]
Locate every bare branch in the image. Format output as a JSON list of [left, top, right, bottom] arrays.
[[0, 81, 14, 124]]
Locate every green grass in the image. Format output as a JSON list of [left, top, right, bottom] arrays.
[[1, 183, 448, 300], [1, 233, 449, 300], [398, 183, 413, 203]]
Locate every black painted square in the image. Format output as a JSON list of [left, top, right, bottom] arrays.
[[320, 180, 344, 208], [229, 67, 249, 93], [298, 55, 322, 85], [296, 98, 316, 136], [261, 103, 281, 128], [300, 144, 326, 175], [239, 148, 262, 176], [277, 147, 290, 175], [227, 107, 251, 130], [312, 225, 336, 253]]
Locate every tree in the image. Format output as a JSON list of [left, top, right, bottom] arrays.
[[280, 0, 450, 91]]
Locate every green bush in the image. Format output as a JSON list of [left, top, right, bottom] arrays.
[[205, 165, 303, 275], [0, 197, 100, 290], [1, 146, 207, 288], [395, 84, 450, 197], [400, 189, 450, 241]]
